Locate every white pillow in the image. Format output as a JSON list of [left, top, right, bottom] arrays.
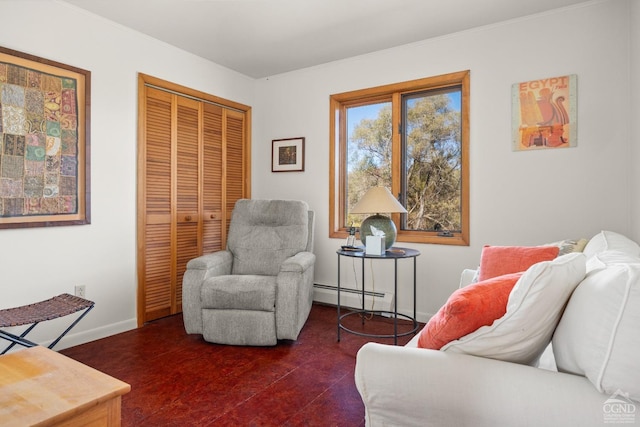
[[583, 231, 640, 260], [586, 250, 640, 273], [442, 253, 586, 365], [553, 254, 640, 401]]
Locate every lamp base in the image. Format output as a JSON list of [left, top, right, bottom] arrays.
[[359, 214, 397, 250]]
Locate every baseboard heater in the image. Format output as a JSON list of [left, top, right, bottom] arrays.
[[313, 283, 394, 313]]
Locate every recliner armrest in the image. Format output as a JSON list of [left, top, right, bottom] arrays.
[[182, 251, 234, 335], [275, 251, 316, 340], [186, 250, 233, 276], [280, 251, 316, 273]]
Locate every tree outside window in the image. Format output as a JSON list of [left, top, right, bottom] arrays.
[[330, 71, 469, 246]]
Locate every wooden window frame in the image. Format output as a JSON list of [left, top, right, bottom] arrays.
[[329, 70, 470, 246]]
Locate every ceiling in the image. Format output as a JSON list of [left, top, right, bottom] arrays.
[[61, 0, 589, 78]]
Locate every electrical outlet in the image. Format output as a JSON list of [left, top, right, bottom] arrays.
[[75, 285, 86, 298]]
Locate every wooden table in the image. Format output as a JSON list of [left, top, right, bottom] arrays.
[[0, 346, 130, 426]]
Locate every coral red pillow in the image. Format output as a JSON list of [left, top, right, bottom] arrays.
[[418, 272, 523, 350], [478, 245, 559, 282]]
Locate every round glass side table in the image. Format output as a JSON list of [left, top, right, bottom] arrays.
[[336, 247, 421, 345]]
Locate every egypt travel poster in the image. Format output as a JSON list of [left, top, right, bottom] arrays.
[[512, 74, 577, 151]]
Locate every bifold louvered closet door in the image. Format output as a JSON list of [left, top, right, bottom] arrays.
[[137, 74, 251, 325]]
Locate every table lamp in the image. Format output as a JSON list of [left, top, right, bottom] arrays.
[[351, 186, 407, 250]]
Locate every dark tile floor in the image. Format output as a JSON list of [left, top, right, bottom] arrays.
[[61, 303, 419, 426]]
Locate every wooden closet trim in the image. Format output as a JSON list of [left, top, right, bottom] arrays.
[[136, 73, 252, 327]]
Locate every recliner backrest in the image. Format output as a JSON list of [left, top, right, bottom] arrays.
[[306, 210, 315, 253], [227, 199, 310, 276]]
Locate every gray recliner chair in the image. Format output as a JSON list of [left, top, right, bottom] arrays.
[[182, 199, 316, 346]]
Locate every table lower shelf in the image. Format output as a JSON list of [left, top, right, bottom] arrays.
[[338, 310, 420, 340]]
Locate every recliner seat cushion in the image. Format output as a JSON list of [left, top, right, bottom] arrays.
[[227, 199, 309, 276], [201, 275, 276, 311], [202, 309, 277, 346]]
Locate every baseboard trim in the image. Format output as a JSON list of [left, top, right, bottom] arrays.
[[52, 318, 138, 351], [312, 283, 433, 323]]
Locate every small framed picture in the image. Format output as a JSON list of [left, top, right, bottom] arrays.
[[272, 137, 305, 172]]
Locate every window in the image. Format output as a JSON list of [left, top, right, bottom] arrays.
[[329, 71, 469, 245]]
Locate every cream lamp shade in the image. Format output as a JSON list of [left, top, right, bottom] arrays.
[[351, 186, 407, 250]]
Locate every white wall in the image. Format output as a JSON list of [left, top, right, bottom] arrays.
[[0, 0, 255, 348], [631, 0, 640, 242], [253, 0, 633, 320], [0, 0, 634, 348]]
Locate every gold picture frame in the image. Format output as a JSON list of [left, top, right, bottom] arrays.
[[272, 137, 305, 172], [0, 46, 90, 228]]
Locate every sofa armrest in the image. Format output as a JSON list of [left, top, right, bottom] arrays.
[[182, 251, 233, 334], [355, 342, 610, 427]]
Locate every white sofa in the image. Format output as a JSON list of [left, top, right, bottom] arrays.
[[355, 231, 640, 427]]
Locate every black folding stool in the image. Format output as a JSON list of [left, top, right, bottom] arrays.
[[0, 293, 94, 354]]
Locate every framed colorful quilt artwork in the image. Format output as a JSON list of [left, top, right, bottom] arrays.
[[0, 47, 90, 228]]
